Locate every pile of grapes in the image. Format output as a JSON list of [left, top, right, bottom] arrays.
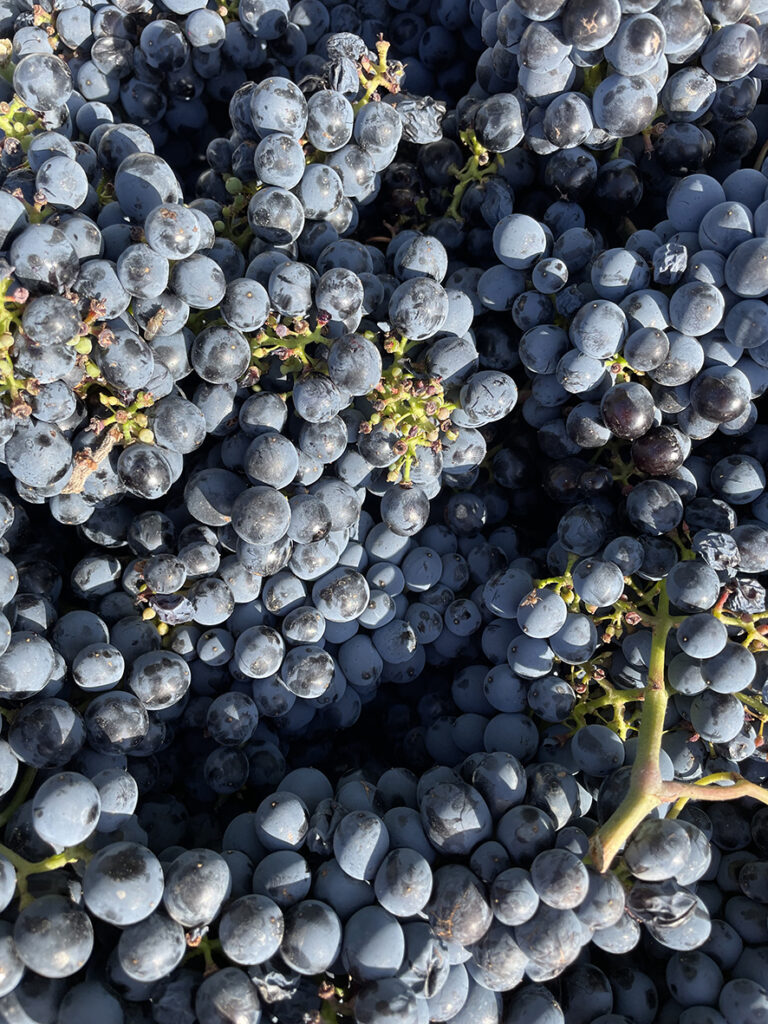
[[0, 1, 768, 1022]]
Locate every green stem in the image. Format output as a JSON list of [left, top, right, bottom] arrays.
[[712, 604, 768, 653], [630, 586, 670, 762], [613, 598, 659, 627], [736, 691, 768, 719], [445, 152, 500, 222], [0, 97, 43, 146], [351, 39, 403, 113], [666, 771, 737, 818], [575, 686, 646, 720], [668, 528, 697, 562], [661, 774, 768, 809], [183, 936, 221, 973], [0, 840, 92, 907], [535, 555, 577, 594], [633, 580, 663, 610], [321, 1003, 338, 1024], [581, 61, 605, 97], [352, 79, 380, 113], [588, 586, 673, 872]]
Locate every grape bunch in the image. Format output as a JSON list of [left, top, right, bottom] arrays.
[[0, 4, 766, 1024], [473, 0, 768, 192]]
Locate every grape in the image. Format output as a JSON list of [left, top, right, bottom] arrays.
[[516, 587, 567, 638], [420, 780, 492, 855], [333, 809, 389, 880], [216, 894, 284, 966], [355, 978, 421, 1024], [195, 968, 262, 1024], [5, 421, 72, 492], [494, 214, 548, 270], [578, 869, 626, 931], [469, 753, 525, 818], [114, 152, 182, 220], [83, 842, 164, 925], [467, 920, 528, 991], [514, 904, 582, 971], [474, 94, 524, 152], [127, 650, 191, 710], [691, 690, 745, 742], [626, 480, 684, 536], [388, 277, 449, 340], [117, 911, 186, 983], [528, 675, 576, 722], [14, 895, 93, 979], [712, 455, 766, 505], [666, 561, 721, 613], [248, 186, 305, 244], [701, 642, 756, 695], [14, 53, 72, 111], [10, 698, 85, 768], [117, 445, 175, 501], [631, 425, 687, 476], [251, 850, 311, 908], [161, 848, 231, 928], [591, 75, 656, 139], [229, 770, 292, 834], [624, 819, 692, 881], [280, 900, 342, 974], [31, 771, 100, 847], [92, 768, 139, 833], [488, 867, 538, 927], [600, 382, 655, 440], [204, 692, 257, 746], [0, 16, 767, 1022], [572, 559, 625, 608], [498, 806, 556, 866], [279, 644, 333, 696], [425, 864, 492, 946], [342, 905, 405, 981], [665, 951, 723, 1008], [571, 724, 625, 776], [306, 91, 354, 151], [250, 77, 307, 138]]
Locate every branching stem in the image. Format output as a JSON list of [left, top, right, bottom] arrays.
[[589, 584, 768, 872], [589, 586, 674, 872], [0, 840, 92, 907]]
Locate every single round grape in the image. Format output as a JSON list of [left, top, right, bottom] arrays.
[[117, 911, 186, 983], [280, 900, 342, 975], [83, 842, 164, 926], [219, 894, 284, 966], [163, 848, 231, 928], [32, 771, 100, 847], [194, 967, 262, 1024], [14, 895, 93, 979]]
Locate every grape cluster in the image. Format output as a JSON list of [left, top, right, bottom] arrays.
[[0, 1, 766, 1023], [474, 0, 768, 190]]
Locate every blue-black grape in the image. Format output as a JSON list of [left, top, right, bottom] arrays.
[[280, 899, 342, 974], [83, 842, 164, 926], [14, 895, 93, 979]]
